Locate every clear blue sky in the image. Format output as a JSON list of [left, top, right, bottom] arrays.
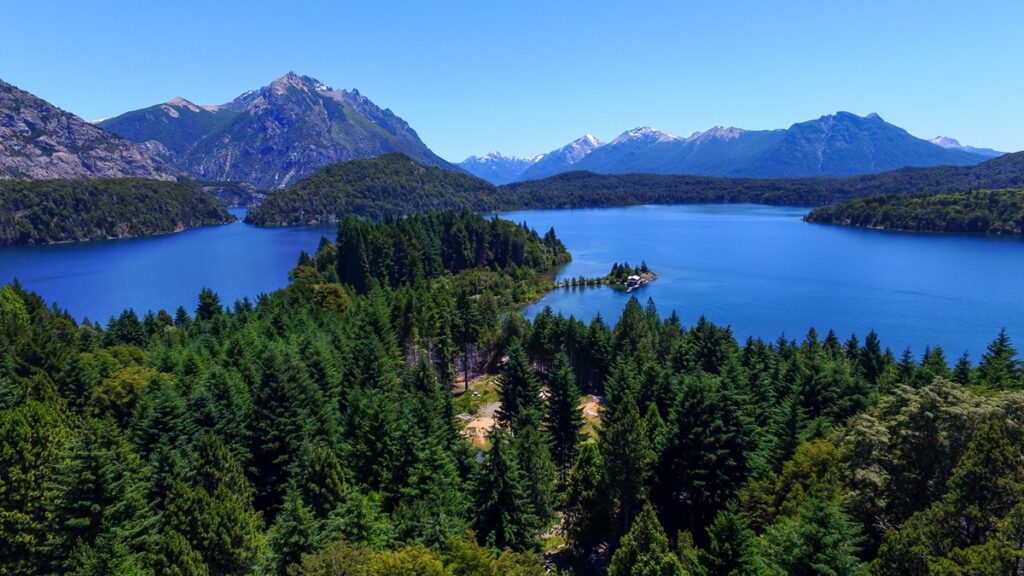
[[3, 0, 1021, 161]]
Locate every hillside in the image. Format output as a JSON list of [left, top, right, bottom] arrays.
[[245, 153, 497, 226], [100, 73, 452, 189], [0, 179, 234, 245], [804, 188, 1024, 235], [0, 79, 176, 181], [499, 150, 1024, 209]]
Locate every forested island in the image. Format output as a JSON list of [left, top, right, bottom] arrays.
[[2, 208, 1024, 575], [0, 178, 234, 245], [805, 188, 1024, 235], [245, 154, 496, 226]]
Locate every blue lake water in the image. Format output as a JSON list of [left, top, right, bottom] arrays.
[[508, 204, 1024, 359], [1, 204, 1022, 358], [0, 208, 334, 322]]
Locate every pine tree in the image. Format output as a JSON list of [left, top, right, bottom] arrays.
[[654, 376, 754, 542], [48, 417, 153, 572], [860, 330, 885, 384], [269, 489, 319, 575], [0, 400, 71, 575], [766, 494, 862, 576], [699, 502, 762, 576], [953, 352, 973, 385], [195, 288, 223, 322], [564, 443, 610, 556], [473, 430, 536, 551], [915, 346, 950, 388], [607, 502, 685, 576], [977, 329, 1020, 388], [513, 424, 558, 531], [600, 388, 654, 538], [496, 340, 542, 432], [294, 443, 349, 520], [545, 351, 584, 478]]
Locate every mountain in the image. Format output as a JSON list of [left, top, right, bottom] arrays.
[[930, 136, 1004, 158], [457, 151, 539, 185], [517, 135, 604, 181], [100, 72, 452, 189], [245, 153, 497, 226], [507, 113, 997, 181], [736, 112, 987, 177], [97, 97, 238, 165], [0, 79, 176, 181]]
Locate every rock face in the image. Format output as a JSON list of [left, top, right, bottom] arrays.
[[0, 79, 176, 181], [101, 72, 452, 189]]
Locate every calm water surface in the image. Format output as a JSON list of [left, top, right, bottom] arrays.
[[508, 204, 1024, 358], [2, 204, 1022, 358], [0, 209, 334, 322]]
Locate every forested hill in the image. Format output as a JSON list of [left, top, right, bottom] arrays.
[[245, 153, 497, 226], [805, 188, 1024, 235], [499, 150, 1024, 209], [245, 151, 1024, 227], [0, 179, 234, 245]]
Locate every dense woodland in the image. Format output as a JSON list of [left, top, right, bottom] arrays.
[[2, 210, 1024, 575], [805, 188, 1024, 235], [244, 151, 1024, 228], [0, 179, 234, 245], [245, 154, 496, 226], [497, 151, 1024, 210]]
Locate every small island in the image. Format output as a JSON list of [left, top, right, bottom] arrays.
[[554, 261, 657, 292], [804, 188, 1024, 235]]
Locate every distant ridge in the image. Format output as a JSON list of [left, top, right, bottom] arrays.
[[463, 112, 1001, 183], [101, 72, 452, 189]]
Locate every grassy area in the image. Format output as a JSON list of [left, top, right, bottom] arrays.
[[452, 374, 500, 416]]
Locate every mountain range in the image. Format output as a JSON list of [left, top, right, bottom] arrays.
[[0, 74, 1009, 190], [459, 112, 1004, 184]]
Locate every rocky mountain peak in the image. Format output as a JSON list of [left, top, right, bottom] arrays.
[[0, 78, 176, 180], [611, 126, 678, 145]]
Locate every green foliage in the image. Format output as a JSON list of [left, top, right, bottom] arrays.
[[765, 494, 863, 576], [546, 350, 585, 477], [2, 205, 1024, 575], [805, 188, 1024, 235], [0, 178, 234, 245], [608, 501, 686, 576], [245, 153, 499, 226], [497, 340, 543, 431], [473, 430, 537, 551], [500, 151, 1024, 211]]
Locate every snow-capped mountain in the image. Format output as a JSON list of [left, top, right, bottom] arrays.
[[457, 151, 540, 185], [516, 135, 605, 181], [930, 136, 1004, 158]]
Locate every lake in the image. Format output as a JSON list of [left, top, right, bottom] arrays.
[[1, 204, 1022, 358], [0, 208, 335, 322], [508, 204, 1024, 359]]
